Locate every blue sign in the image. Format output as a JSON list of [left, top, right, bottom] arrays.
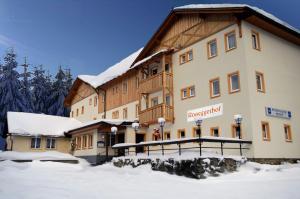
[[265, 107, 291, 119]]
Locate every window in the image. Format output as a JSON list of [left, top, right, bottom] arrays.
[[189, 86, 195, 97], [207, 39, 217, 58], [209, 78, 220, 98], [151, 67, 158, 75], [181, 86, 195, 100], [76, 108, 79, 116], [225, 31, 237, 51], [256, 71, 265, 93], [228, 71, 240, 93], [165, 94, 170, 106], [261, 122, 270, 141], [76, 136, 82, 150], [112, 111, 119, 119], [251, 30, 261, 50], [123, 108, 128, 119], [83, 135, 88, 148], [165, 63, 170, 73], [179, 50, 193, 64], [122, 82, 128, 94], [177, 129, 186, 138], [231, 124, 242, 138], [71, 111, 74, 117], [164, 132, 171, 140], [193, 127, 201, 137], [284, 124, 292, 142], [94, 96, 97, 107], [210, 127, 220, 137], [151, 97, 158, 107], [88, 134, 93, 148], [31, 137, 41, 149], [135, 104, 139, 118], [46, 137, 56, 149], [81, 106, 84, 114], [89, 98, 92, 105]]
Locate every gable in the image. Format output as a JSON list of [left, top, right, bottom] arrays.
[[140, 13, 237, 60]]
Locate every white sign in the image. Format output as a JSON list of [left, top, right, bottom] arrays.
[[187, 103, 223, 122], [265, 107, 291, 119]]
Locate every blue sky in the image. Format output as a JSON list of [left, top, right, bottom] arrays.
[[0, 0, 299, 78]]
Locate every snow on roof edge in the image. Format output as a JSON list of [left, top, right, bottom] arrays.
[[174, 4, 300, 34], [77, 48, 143, 89]]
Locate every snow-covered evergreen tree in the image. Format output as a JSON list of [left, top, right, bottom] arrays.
[[64, 68, 73, 116], [47, 66, 68, 116], [20, 57, 33, 112], [0, 49, 27, 137], [31, 65, 50, 113]]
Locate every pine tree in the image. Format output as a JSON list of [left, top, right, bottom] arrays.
[[0, 49, 27, 137], [31, 65, 50, 113], [47, 66, 68, 116], [20, 57, 33, 112], [64, 68, 73, 116]]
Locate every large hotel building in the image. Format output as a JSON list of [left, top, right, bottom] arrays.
[[7, 4, 300, 164]]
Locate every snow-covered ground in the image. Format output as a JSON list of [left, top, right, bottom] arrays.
[[0, 159, 300, 199], [0, 151, 78, 161]]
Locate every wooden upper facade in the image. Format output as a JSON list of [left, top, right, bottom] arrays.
[[64, 5, 300, 125]]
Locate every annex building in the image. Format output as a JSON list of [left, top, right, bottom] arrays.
[[7, 4, 300, 164]]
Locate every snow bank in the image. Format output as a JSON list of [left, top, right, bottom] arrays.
[[7, 112, 82, 137], [174, 4, 299, 34], [78, 48, 143, 88], [0, 151, 78, 161]]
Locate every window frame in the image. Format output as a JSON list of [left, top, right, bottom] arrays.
[[177, 129, 186, 139], [224, 30, 237, 52], [46, 137, 56, 149], [231, 124, 242, 138], [192, 127, 201, 138], [76, 108, 79, 116], [179, 50, 193, 65], [81, 106, 84, 114], [227, 71, 241, 94], [210, 127, 220, 137], [209, 77, 221, 98], [261, 121, 271, 141], [31, 136, 41, 149], [76, 136, 82, 150], [151, 97, 159, 107], [181, 85, 195, 100], [112, 110, 119, 119], [255, 71, 266, 93], [251, 30, 261, 51], [284, 124, 292, 142], [135, 104, 139, 118], [164, 131, 171, 140], [122, 81, 128, 94], [123, 107, 128, 119], [94, 96, 97, 107], [207, 39, 218, 59]]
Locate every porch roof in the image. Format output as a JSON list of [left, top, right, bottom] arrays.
[[65, 119, 135, 134]]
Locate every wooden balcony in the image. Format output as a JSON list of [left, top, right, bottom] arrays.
[[139, 103, 174, 125], [139, 72, 173, 94]]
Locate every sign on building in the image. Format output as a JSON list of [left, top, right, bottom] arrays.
[[265, 107, 292, 119], [187, 103, 223, 122]]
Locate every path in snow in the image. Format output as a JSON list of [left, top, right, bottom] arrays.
[[0, 160, 299, 199]]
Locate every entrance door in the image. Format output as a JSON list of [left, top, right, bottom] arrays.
[[135, 133, 145, 153]]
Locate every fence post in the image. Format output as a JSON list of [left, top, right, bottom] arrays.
[[178, 143, 181, 156], [161, 144, 164, 156], [147, 146, 150, 156], [240, 143, 242, 156], [221, 142, 223, 156], [199, 142, 202, 156]]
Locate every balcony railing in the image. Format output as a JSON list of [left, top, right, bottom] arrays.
[[139, 72, 173, 94], [139, 103, 174, 125]]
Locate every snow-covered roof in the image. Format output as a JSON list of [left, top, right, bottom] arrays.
[[78, 48, 143, 88], [174, 4, 299, 34], [7, 112, 82, 137], [130, 49, 169, 69], [66, 118, 134, 133]]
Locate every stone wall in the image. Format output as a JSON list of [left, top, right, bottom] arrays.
[[113, 157, 246, 179]]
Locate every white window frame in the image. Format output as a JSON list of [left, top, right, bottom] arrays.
[[46, 137, 56, 149]]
